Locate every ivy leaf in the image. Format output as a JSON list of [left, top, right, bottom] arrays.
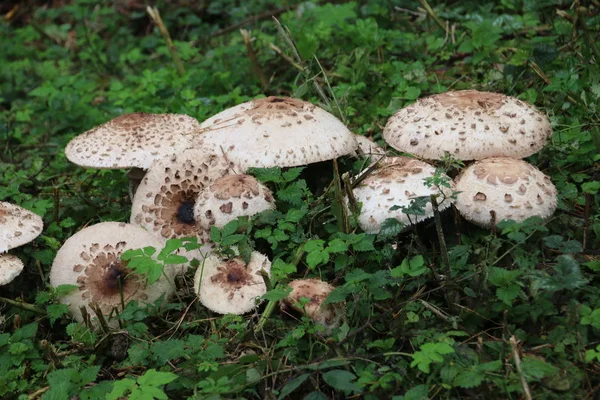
[[322, 370, 361, 393]]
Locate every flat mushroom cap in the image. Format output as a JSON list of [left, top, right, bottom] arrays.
[[49, 222, 177, 325], [383, 90, 552, 160], [454, 157, 557, 227], [131, 148, 239, 246], [65, 113, 200, 170], [281, 278, 344, 330], [352, 156, 454, 234], [194, 174, 275, 230], [194, 251, 271, 315], [0, 202, 44, 253], [193, 96, 357, 168], [0, 254, 25, 286]]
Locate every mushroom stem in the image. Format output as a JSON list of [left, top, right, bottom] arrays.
[[0, 297, 45, 315]]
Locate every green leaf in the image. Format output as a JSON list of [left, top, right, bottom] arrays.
[[410, 343, 455, 373], [137, 369, 178, 387], [391, 255, 426, 277], [496, 284, 521, 306], [304, 392, 329, 400], [278, 373, 310, 400], [47, 304, 69, 324], [327, 238, 348, 253], [221, 220, 239, 238], [282, 167, 305, 182], [250, 167, 283, 183], [322, 370, 361, 393], [262, 286, 292, 302], [306, 249, 329, 269]]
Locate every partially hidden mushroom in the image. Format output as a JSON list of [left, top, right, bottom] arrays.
[[351, 156, 454, 234], [383, 90, 552, 160], [280, 278, 344, 331], [354, 134, 386, 158], [454, 157, 557, 227], [65, 112, 201, 198], [0, 254, 25, 286], [194, 250, 271, 315], [192, 96, 357, 169], [194, 174, 275, 230], [49, 222, 177, 325]]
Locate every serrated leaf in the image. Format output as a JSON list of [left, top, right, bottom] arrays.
[[496, 284, 521, 306], [221, 220, 239, 237], [322, 370, 361, 393], [262, 286, 292, 301], [306, 249, 329, 269], [151, 340, 185, 363], [47, 304, 69, 324], [249, 167, 282, 183], [282, 167, 305, 182], [377, 218, 404, 238], [327, 238, 348, 253]]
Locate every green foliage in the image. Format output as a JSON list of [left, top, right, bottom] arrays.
[[107, 369, 178, 400]]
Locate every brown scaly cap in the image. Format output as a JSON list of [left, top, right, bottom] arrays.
[[194, 250, 271, 315], [192, 96, 358, 169], [383, 90, 552, 160], [0, 202, 43, 253], [194, 174, 275, 230], [65, 113, 199, 169], [454, 157, 557, 227], [49, 222, 177, 326]]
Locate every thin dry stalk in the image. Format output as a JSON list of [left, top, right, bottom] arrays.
[[240, 29, 269, 91], [510, 335, 533, 400], [146, 6, 185, 76]]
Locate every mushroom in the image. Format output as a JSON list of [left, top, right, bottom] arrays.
[[383, 90, 552, 160], [49, 222, 177, 325], [194, 174, 275, 230], [351, 156, 454, 234], [0, 254, 25, 286], [354, 134, 386, 158], [130, 148, 239, 246], [193, 250, 271, 315], [280, 278, 344, 331], [192, 96, 357, 169], [454, 157, 557, 227], [65, 112, 201, 198], [0, 201, 44, 253]]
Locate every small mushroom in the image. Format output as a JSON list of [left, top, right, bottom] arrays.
[[0, 254, 25, 286], [351, 157, 454, 234], [193, 96, 357, 169], [194, 250, 271, 315], [383, 90, 552, 160], [49, 222, 177, 326], [194, 174, 275, 230], [280, 278, 344, 331], [454, 157, 557, 227]]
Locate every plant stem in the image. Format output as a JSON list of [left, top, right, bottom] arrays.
[[509, 335, 533, 400], [418, 0, 449, 34], [240, 29, 269, 92], [146, 6, 185, 76], [0, 297, 45, 315]]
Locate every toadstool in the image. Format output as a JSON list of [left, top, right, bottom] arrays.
[[0, 201, 44, 253], [0, 254, 25, 286], [453, 157, 557, 227]]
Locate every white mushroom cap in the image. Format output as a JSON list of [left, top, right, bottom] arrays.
[[354, 134, 385, 157], [351, 156, 454, 234], [0, 254, 25, 286], [49, 222, 177, 325], [192, 96, 357, 169], [130, 148, 239, 247], [0, 202, 44, 253], [194, 250, 271, 315], [454, 157, 557, 227], [281, 278, 344, 330], [194, 174, 275, 230], [383, 90, 552, 160], [65, 113, 200, 170]]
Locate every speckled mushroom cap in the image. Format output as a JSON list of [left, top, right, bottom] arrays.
[[194, 250, 271, 315], [0, 202, 43, 253], [454, 157, 557, 227], [0, 254, 25, 286], [65, 113, 200, 170], [352, 156, 454, 234], [354, 134, 385, 157], [192, 96, 357, 169], [281, 278, 344, 330], [130, 148, 239, 246], [194, 174, 275, 230], [383, 90, 552, 160], [49, 222, 177, 325]]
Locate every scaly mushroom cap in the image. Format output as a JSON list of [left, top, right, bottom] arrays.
[[0, 254, 25, 286], [65, 113, 200, 170], [354, 134, 385, 157], [352, 157, 454, 234], [0, 202, 43, 253], [454, 157, 557, 227], [194, 251, 271, 315], [130, 148, 239, 246], [49, 222, 177, 325], [281, 278, 344, 330], [383, 90, 552, 160], [192, 96, 357, 168], [194, 174, 275, 230]]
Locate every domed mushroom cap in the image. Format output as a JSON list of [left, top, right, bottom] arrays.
[[281, 278, 344, 330], [65, 113, 200, 170], [0, 202, 43, 253], [49, 222, 177, 325], [194, 251, 271, 315], [131, 148, 239, 245], [0, 254, 25, 286], [354, 134, 385, 157], [352, 157, 454, 234], [383, 90, 552, 160], [194, 174, 275, 230], [454, 157, 557, 227], [193, 96, 357, 168]]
